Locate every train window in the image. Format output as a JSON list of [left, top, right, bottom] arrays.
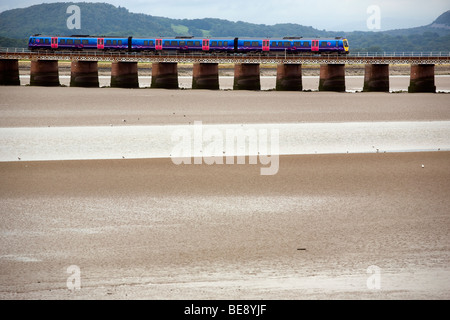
[[75, 40, 81, 45], [243, 41, 251, 46], [113, 40, 117, 45], [293, 42, 301, 47], [149, 41, 154, 46], [118, 40, 122, 45], [218, 41, 223, 46], [224, 41, 228, 46], [211, 41, 218, 46], [60, 39, 65, 45], [194, 41, 201, 46], [44, 39, 50, 44], [171, 41, 178, 46], [144, 40, 148, 46], [303, 42, 310, 48], [106, 40, 111, 45], [187, 41, 193, 46], [252, 41, 259, 47], [67, 39, 73, 45], [284, 41, 291, 47], [82, 40, 88, 45], [180, 41, 186, 46], [320, 41, 327, 47]]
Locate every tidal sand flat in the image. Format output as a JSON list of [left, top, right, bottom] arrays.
[[1, 86, 450, 127], [0, 153, 449, 299], [0, 86, 449, 299]]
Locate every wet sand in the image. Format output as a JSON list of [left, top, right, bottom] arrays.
[[0, 86, 449, 300], [1, 86, 450, 128], [0, 153, 449, 299]]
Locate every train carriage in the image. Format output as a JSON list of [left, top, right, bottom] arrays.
[[28, 35, 53, 50], [28, 34, 349, 55], [57, 36, 97, 50], [207, 38, 235, 53], [130, 38, 157, 51], [102, 37, 129, 51], [131, 37, 235, 54], [28, 35, 130, 51], [236, 39, 263, 53]]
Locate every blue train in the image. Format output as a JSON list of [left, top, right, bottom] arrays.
[[28, 35, 349, 55]]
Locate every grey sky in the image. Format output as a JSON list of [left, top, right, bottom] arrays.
[[1, 0, 449, 31]]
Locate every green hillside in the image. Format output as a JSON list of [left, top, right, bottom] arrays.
[[0, 2, 449, 52]]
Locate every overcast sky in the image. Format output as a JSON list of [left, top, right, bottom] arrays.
[[1, 0, 449, 31]]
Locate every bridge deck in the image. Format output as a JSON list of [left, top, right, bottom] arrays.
[[1, 50, 450, 64]]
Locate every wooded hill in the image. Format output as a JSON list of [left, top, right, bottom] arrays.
[[1, 2, 449, 52]]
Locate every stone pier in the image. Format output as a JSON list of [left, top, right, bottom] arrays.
[[0, 59, 20, 86], [70, 61, 99, 87], [111, 62, 139, 88], [276, 64, 302, 91], [319, 64, 345, 92], [408, 64, 436, 93], [30, 60, 60, 87], [363, 64, 390, 92], [151, 62, 179, 89], [233, 64, 261, 91], [192, 63, 219, 90]]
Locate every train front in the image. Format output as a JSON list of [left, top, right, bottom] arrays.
[[343, 38, 349, 54]]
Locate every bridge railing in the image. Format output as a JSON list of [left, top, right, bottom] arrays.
[[349, 52, 450, 57], [1, 47, 450, 57], [0, 47, 32, 53]]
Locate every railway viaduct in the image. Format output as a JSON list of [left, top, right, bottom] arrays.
[[1, 50, 449, 92]]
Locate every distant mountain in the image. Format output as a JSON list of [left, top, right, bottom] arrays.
[[348, 11, 450, 52], [429, 10, 450, 31], [0, 2, 449, 52], [380, 10, 450, 36], [0, 2, 329, 39]]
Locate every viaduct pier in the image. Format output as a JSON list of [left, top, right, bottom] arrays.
[[1, 50, 449, 92]]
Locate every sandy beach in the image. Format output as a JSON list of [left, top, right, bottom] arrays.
[[0, 85, 449, 300]]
